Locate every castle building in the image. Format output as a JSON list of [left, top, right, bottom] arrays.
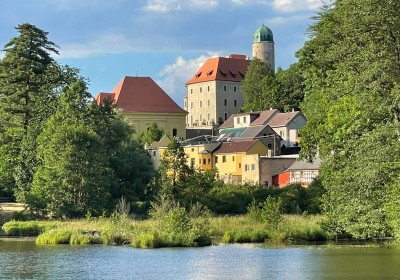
[[96, 76, 187, 139], [252, 24, 275, 72], [185, 25, 275, 139]]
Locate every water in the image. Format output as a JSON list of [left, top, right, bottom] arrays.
[[1, 240, 400, 280]]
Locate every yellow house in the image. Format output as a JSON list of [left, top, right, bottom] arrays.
[[183, 142, 221, 171], [96, 76, 187, 139], [213, 140, 269, 184]]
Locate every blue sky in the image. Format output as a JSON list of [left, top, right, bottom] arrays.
[[0, 0, 324, 107]]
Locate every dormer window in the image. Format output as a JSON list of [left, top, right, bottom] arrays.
[[206, 70, 213, 77], [195, 72, 202, 79], [220, 70, 227, 77]]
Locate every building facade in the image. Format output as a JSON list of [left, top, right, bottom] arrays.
[[96, 76, 187, 139], [185, 54, 250, 130]]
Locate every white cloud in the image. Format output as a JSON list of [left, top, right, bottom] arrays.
[[156, 52, 220, 106], [143, 0, 219, 13], [272, 0, 323, 13]]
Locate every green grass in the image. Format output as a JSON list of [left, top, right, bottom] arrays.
[[2, 214, 330, 247], [2, 220, 61, 236]]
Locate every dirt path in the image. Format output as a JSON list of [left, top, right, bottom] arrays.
[[0, 203, 26, 226]]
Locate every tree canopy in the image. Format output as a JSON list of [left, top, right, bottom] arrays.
[[297, 0, 400, 238]]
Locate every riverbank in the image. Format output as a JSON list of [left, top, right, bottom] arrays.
[[1, 214, 332, 247]]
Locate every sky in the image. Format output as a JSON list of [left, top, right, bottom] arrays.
[[0, 0, 324, 107]]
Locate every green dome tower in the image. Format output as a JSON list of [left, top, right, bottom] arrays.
[[252, 24, 275, 72]]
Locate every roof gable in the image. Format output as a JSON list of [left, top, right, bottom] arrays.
[[267, 112, 301, 127], [96, 76, 187, 114], [214, 140, 259, 154], [186, 55, 250, 85]]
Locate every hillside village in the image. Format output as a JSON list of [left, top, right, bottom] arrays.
[[95, 24, 320, 188]]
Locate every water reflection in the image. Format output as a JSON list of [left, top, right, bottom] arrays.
[[1, 240, 400, 280]]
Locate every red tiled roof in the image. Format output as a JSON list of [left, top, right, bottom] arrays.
[[186, 55, 250, 85], [250, 109, 279, 126], [96, 76, 187, 114], [96, 92, 115, 104], [214, 140, 258, 154], [267, 112, 300, 127]]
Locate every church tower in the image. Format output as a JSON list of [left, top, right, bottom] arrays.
[[252, 24, 275, 72]]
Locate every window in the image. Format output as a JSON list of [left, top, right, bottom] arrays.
[[207, 112, 210, 121], [245, 164, 249, 172], [224, 85, 227, 91], [280, 131, 285, 137], [191, 148, 194, 152], [207, 86, 210, 91], [190, 89, 193, 94], [234, 100, 237, 107], [191, 102, 193, 109], [222, 156, 226, 163], [237, 118, 240, 124], [207, 99, 210, 107], [208, 158, 211, 164], [239, 163, 241, 168], [203, 159, 206, 164], [215, 156, 218, 163], [224, 112, 228, 120], [172, 128, 177, 137], [224, 99, 228, 106], [234, 86, 237, 92], [199, 100, 202, 108], [200, 87, 202, 93], [184, 101, 187, 109], [251, 164, 256, 171], [200, 114, 202, 122], [190, 158, 195, 166], [243, 116, 246, 123], [232, 156, 235, 161]]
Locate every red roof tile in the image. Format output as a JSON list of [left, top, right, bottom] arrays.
[[186, 55, 250, 85], [96, 76, 186, 114], [214, 140, 259, 154]]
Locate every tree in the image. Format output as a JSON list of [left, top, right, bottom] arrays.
[[241, 58, 304, 113], [274, 63, 304, 112], [158, 138, 192, 199], [0, 23, 77, 200], [297, 0, 400, 238], [30, 80, 113, 218], [89, 98, 155, 204], [241, 58, 275, 112], [137, 122, 165, 146]]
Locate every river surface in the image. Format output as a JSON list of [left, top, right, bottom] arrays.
[[1, 240, 400, 280]]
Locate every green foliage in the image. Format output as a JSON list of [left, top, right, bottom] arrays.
[[137, 122, 165, 146], [296, 0, 400, 239], [148, 195, 211, 247], [0, 23, 65, 200], [241, 58, 276, 112], [36, 229, 71, 245], [2, 221, 60, 236], [241, 58, 304, 113], [260, 196, 283, 231]]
